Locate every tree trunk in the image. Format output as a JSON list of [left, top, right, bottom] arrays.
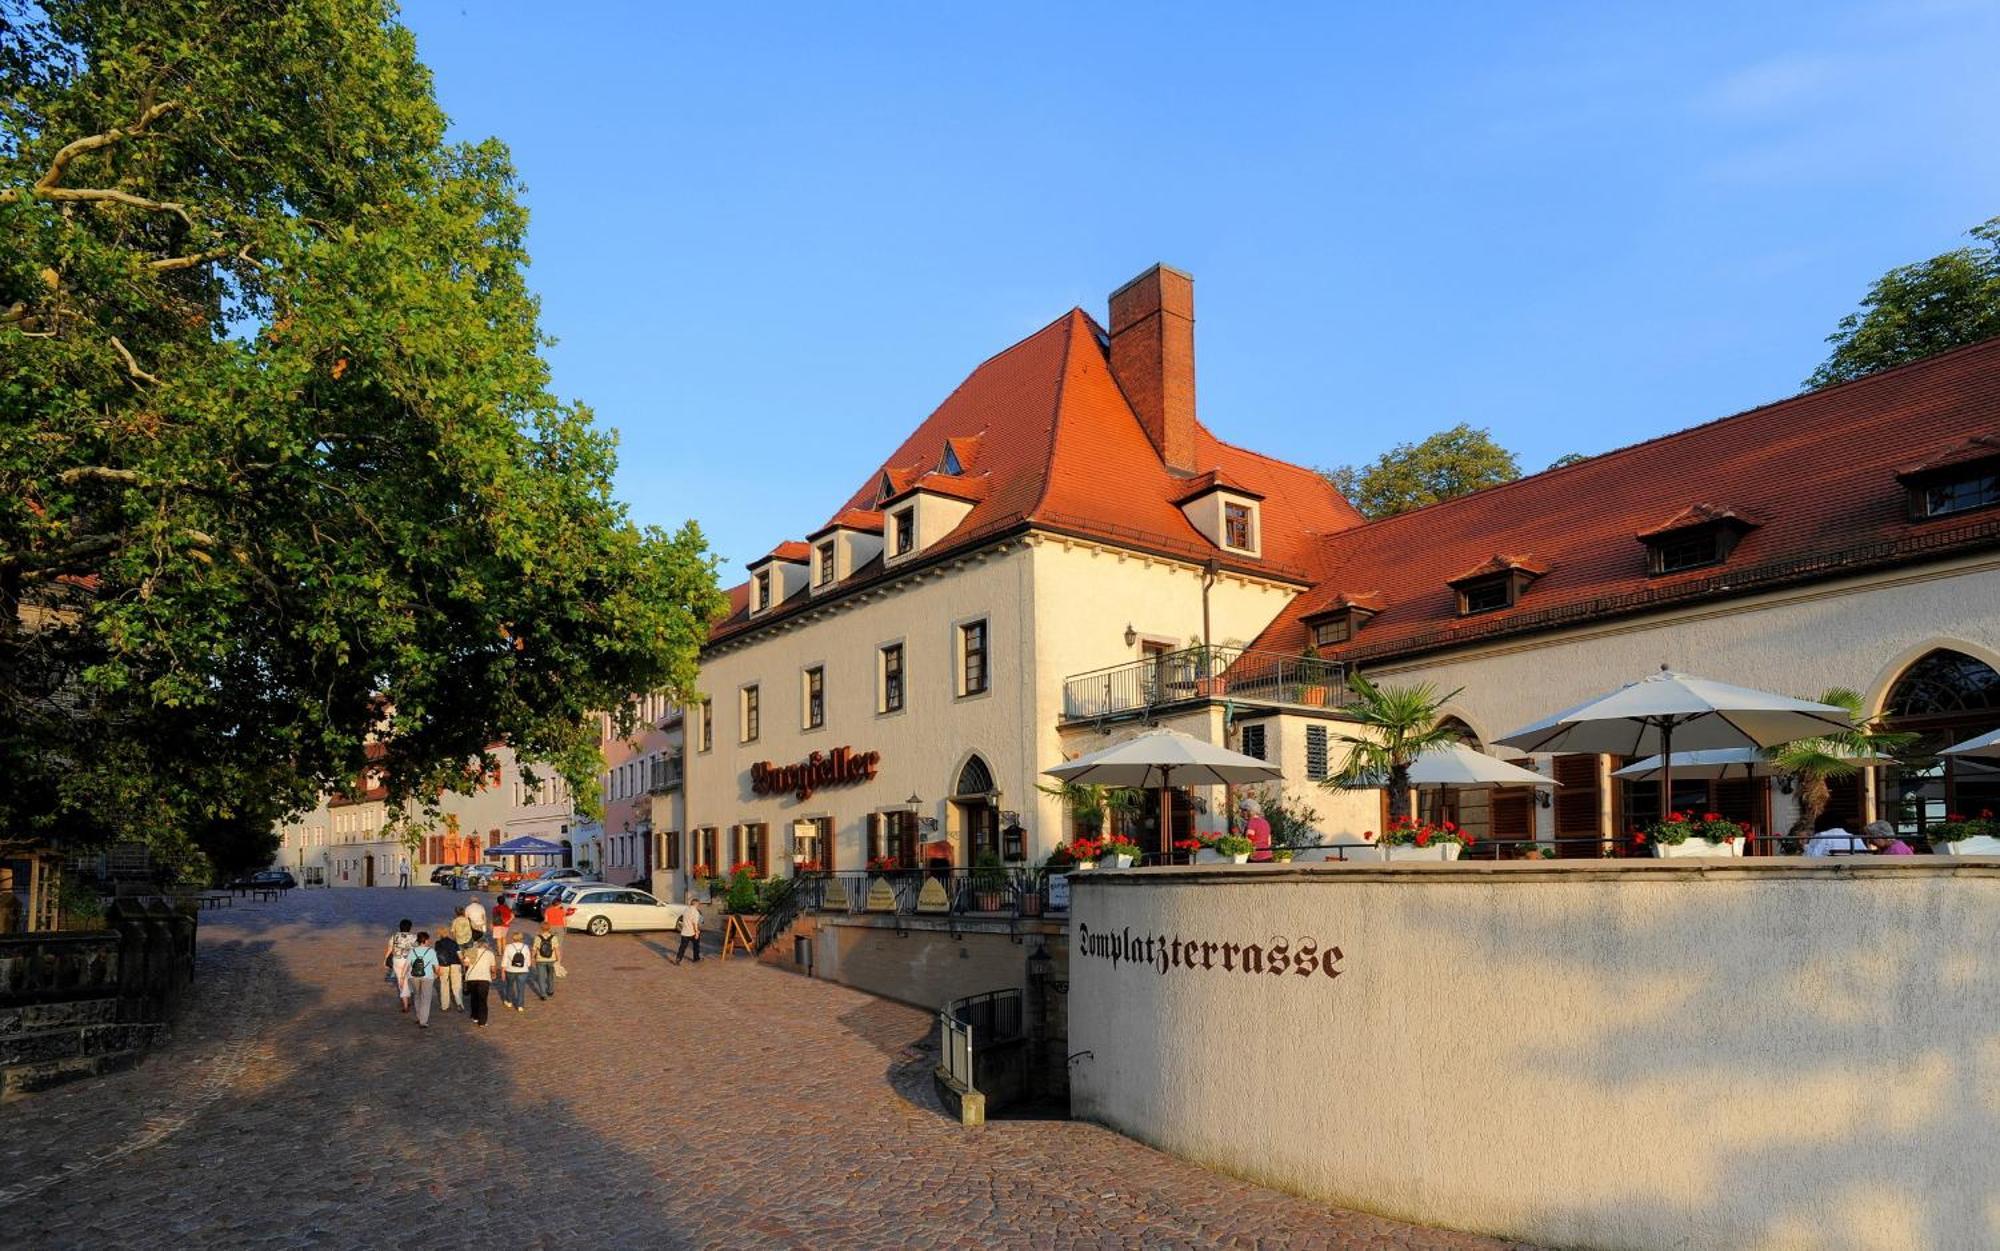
[[1388, 764, 1413, 823], [1789, 772, 1830, 837]]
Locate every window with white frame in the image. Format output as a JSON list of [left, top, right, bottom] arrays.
[[803, 665, 825, 729], [880, 642, 904, 714], [740, 685, 760, 742], [959, 620, 988, 696]]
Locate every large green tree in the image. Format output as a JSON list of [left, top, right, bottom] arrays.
[[0, 0, 724, 878], [1808, 216, 2000, 388], [1323, 423, 1521, 520]]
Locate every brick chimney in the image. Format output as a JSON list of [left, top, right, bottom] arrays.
[[1108, 264, 1197, 474]]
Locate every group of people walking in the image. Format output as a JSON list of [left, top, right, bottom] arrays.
[[381, 892, 566, 1029]]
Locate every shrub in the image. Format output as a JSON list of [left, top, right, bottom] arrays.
[[1215, 834, 1255, 857], [725, 866, 761, 914]]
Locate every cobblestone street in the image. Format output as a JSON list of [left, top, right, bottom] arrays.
[[0, 889, 1530, 1249]]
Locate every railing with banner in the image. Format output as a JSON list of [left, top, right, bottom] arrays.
[[795, 868, 1068, 919]]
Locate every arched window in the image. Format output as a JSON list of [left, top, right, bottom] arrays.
[[954, 755, 995, 797], [1883, 649, 2000, 838], [1437, 717, 1481, 752]]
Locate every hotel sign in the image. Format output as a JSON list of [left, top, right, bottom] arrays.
[[749, 746, 881, 801]]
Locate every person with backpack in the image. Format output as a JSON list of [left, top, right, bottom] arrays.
[[432, 926, 464, 1013], [492, 892, 514, 937], [500, 932, 533, 1012], [464, 895, 488, 948], [530, 924, 562, 1000], [463, 938, 496, 1027], [383, 918, 417, 1012], [674, 897, 702, 965], [407, 932, 439, 1027]]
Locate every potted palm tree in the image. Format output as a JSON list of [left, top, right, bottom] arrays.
[[1765, 687, 1916, 841], [1324, 674, 1465, 857], [970, 852, 1009, 911]]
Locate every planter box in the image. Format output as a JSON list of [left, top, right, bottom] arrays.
[[971, 890, 1008, 913], [1652, 838, 1745, 859], [1935, 835, 2000, 856], [1379, 843, 1463, 863], [1109, 854, 1136, 869], [1017, 893, 1044, 917]]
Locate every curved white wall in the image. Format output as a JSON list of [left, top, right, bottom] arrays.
[[1069, 861, 2000, 1250]]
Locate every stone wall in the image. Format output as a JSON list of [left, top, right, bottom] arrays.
[[1068, 861, 2000, 1250]]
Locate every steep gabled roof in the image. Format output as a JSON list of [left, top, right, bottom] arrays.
[[1254, 335, 2000, 666], [709, 308, 1362, 643]]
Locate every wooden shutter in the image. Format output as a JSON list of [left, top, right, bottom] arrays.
[[1553, 755, 1601, 837], [1491, 789, 1533, 839]]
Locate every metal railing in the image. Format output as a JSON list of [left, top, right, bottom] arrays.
[[794, 868, 1066, 919], [648, 754, 684, 794], [1060, 645, 1349, 722], [940, 987, 1024, 1091]]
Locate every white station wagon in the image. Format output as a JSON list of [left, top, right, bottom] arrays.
[[562, 886, 686, 936]]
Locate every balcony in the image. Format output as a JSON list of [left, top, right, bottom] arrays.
[[647, 754, 685, 794], [1060, 645, 1350, 724]]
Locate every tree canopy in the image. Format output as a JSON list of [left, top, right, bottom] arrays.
[[0, 0, 724, 876], [1808, 216, 2000, 389], [1323, 423, 1522, 520]]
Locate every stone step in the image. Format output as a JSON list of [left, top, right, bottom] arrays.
[[1, 1048, 150, 1100], [0, 997, 121, 1037], [0, 1020, 166, 1068]]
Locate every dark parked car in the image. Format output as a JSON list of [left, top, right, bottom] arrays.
[[227, 869, 296, 891], [511, 878, 568, 918], [429, 865, 459, 886]]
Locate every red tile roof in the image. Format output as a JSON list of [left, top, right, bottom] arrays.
[[808, 508, 885, 538], [750, 541, 811, 569], [1170, 468, 1265, 505], [1633, 502, 1764, 540], [710, 308, 1361, 643], [1254, 336, 2000, 666]]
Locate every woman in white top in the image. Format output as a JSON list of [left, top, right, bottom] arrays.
[[462, 940, 497, 1026], [383, 919, 416, 1012]]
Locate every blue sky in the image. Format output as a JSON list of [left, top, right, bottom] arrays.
[[402, 1, 2000, 568]]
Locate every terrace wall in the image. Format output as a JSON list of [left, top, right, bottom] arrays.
[[1068, 860, 2000, 1250]]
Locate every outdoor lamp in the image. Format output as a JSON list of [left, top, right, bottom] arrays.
[[1027, 943, 1052, 986], [906, 792, 922, 808], [1123, 623, 1138, 647], [1537, 789, 1553, 809], [1779, 777, 1794, 795]]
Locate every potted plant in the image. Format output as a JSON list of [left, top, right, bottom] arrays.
[[866, 854, 899, 876], [1641, 811, 1746, 859], [1103, 837, 1143, 869], [1767, 688, 1918, 840], [1215, 833, 1255, 864], [1931, 810, 2000, 855], [1324, 674, 1465, 828], [1065, 837, 1103, 870], [724, 861, 763, 918], [1373, 815, 1473, 862], [1272, 849, 1295, 863], [971, 852, 1010, 911]]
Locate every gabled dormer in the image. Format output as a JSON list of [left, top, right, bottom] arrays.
[[1173, 469, 1264, 558], [806, 509, 885, 594], [881, 473, 983, 566], [1447, 554, 1547, 616], [937, 434, 981, 477], [1302, 592, 1383, 650], [1635, 503, 1762, 575], [746, 543, 811, 616]]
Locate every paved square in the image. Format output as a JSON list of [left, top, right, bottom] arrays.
[[0, 889, 1533, 1249]]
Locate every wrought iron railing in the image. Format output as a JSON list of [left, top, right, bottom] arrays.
[[1060, 645, 1349, 722], [794, 868, 1066, 919], [940, 988, 1024, 1091]]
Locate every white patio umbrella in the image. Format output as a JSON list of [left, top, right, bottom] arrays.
[[1045, 728, 1281, 854], [1942, 727, 2000, 761], [1343, 743, 1555, 789], [1611, 745, 1890, 783], [1496, 669, 1854, 820]]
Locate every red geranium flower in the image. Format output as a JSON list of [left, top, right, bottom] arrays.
[[1634, 832, 1648, 845], [1703, 812, 1722, 822]]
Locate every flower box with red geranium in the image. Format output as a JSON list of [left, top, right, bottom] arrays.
[[1643, 811, 1746, 859], [1063, 837, 1104, 869], [1931, 810, 2000, 855], [1103, 837, 1143, 869], [1374, 816, 1472, 862]]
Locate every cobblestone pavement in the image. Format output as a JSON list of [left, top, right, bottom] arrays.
[[0, 888, 1535, 1250]]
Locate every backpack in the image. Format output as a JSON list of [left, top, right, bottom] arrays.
[[536, 933, 554, 960]]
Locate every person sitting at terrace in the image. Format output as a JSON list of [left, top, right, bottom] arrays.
[[1801, 811, 1864, 857], [1863, 819, 1915, 855]]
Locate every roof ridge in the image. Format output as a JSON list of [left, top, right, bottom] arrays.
[[1025, 308, 1093, 522], [1330, 333, 2000, 536]]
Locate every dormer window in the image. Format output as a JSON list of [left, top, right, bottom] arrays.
[[816, 540, 836, 586], [1915, 466, 2000, 518], [753, 569, 772, 611], [1224, 502, 1255, 551], [1173, 470, 1265, 558], [892, 508, 915, 556], [1301, 596, 1380, 649], [1897, 437, 2000, 521], [939, 444, 964, 475], [1448, 555, 1546, 617], [1636, 504, 1759, 576], [1459, 578, 1512, 615], [1312, 616, 1350, 647]]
